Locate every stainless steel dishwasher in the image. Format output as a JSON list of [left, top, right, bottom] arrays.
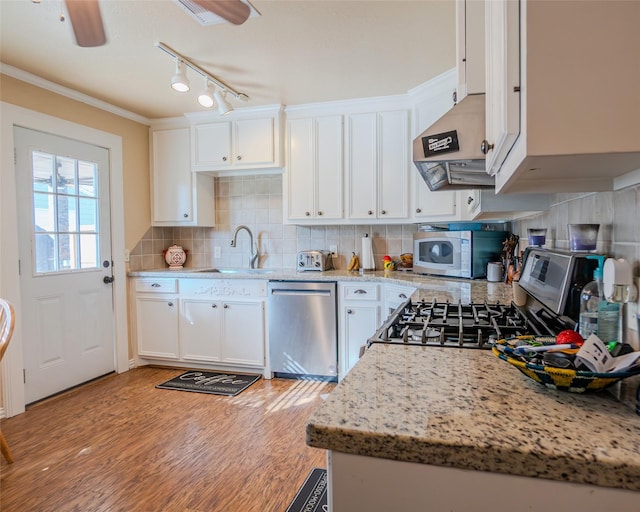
[[268, 281, 338, 381]]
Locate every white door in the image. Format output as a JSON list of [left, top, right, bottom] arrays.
[[14, 127, 115, 404]]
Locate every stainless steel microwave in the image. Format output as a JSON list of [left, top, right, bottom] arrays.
[[413, 230, 506, 279]]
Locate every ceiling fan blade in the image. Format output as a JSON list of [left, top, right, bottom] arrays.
[[65, 0, 107, 47], [192, 0, 251, 25]]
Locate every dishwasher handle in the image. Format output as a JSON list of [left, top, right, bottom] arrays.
[[270, 289, 332, 297]]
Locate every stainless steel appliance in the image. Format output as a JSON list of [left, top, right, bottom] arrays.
[[413, 230, 506, 279], [268, 281, 338, 380], [412, 94, 491, 191], [368, 248, 599, 350], [297, 250, 334, 272]]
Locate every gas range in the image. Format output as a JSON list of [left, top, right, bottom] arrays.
[[368, 248, 593, 350]]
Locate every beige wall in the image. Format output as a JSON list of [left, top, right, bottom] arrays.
[[0, 74, 151, 250]]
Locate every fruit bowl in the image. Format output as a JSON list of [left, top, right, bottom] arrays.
[[492, 336, 640, 393]]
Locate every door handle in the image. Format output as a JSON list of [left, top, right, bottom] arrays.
[[103, 276, 114, 284]]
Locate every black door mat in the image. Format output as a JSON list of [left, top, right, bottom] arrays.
[[286, 467, 327, 512], [156, 370, 261, 396]]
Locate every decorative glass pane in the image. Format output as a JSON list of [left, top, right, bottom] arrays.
[[56, 156, 77, 195], [56, 196, 78, 233], [35, 233, 57, 273], [58, 233, 77, 271], [32, 151, 54, 192], [80, 234, 98, 269], [78, 161, 97, 197], [33, 192, 55, 232], [78, 197, 97, 232]]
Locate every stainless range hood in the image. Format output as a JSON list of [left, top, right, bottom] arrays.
[[413, 94, 492, 191]]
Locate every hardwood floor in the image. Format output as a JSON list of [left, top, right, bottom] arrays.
[[0, 367, 334, 512]]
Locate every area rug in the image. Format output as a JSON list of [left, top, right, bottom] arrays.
[[156, 370, 261, 396], [285, 467, 328, 512]]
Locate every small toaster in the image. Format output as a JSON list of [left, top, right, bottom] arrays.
[[297, 250, 334, 272]]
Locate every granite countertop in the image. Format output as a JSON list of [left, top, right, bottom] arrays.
[[128, 268, 514, 304], [306, 343, 640, 492]]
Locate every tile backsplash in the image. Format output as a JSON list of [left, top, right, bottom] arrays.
[[128, 175, 417, 272]]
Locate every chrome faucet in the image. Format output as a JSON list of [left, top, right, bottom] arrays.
[[230, 225, 259, 269]]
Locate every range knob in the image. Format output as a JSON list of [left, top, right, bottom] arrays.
[[298, 260, 305, 267], [314, 260, 321, 268]]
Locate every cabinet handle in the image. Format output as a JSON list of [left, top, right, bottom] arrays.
[[467, 196, 474, 205], [514, 86, 521, 92], [183, 213, 189, 218], [347, 309, 353, 314], [224, 304, 229, 309], [237, 155, 242, 161], [367, 210, 373, 215], [480, 139, 494, 155], [399, 293, 407, 299], [318, 211, 323, 216], [151, 283, 161, 287], [380, 210, 386, 215], [452, 90, 457, 104], [222, 156, 228, 162], [415, 208, 422, 213], [354, 289, 368, 295], [212, 304, 218, 308], [305, 211, 311, 217], [167, 301, 174, 307]]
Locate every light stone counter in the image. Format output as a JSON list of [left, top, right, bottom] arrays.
[[306, 343, 640, 492], [128, 268, 514, 304]]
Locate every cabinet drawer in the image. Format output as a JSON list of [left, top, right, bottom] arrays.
[[135, 278, 178, 293], [384, 284, 415, 303], [341, 283, 380, 301]]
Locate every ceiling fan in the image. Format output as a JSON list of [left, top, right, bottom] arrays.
[[64, 0, 251, 47]]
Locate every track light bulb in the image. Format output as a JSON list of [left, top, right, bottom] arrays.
[[171, 59, 190, 92], [198, 80, 216, 108], [214, 90, 233, 116]]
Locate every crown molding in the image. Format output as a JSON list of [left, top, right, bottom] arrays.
[[0, 63, 150, 125]]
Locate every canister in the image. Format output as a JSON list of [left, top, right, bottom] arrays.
[[486, 262, 503, 282]]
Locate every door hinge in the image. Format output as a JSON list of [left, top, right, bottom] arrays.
[[14, 148, 17, 165], [23, 369, 26, 383], [18, 259, 21, 275]]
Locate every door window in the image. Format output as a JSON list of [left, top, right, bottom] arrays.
[[31, 151, 100, 274]]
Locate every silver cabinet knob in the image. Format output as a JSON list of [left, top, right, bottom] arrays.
[[416, 208, 422, 213], [347, 309, 353, 314], [381, 210, 386, 215], [318, 211, 323, 216], [212, 304, 218, 308], [237, 155, 242, 160], [167, 302, 174, 307], [183, 213, 189, 218], [224, 304, 229, 309], [222, 156, 228, 162], [305, 211, 310, 216], [367, 210, 373, 215]]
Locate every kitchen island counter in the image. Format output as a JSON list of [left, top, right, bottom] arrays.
[[306, 343, 640, 495]]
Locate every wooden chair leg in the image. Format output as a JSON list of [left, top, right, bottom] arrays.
[[0, 431, 14, 463]]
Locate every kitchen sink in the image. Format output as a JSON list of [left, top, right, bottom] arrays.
[[194, 268, 275, 274]]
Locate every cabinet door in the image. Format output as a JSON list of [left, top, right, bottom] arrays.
[[286, 118, 316, 220], [413, 177, 458, 218], [136, 296, 179, 359], [341, 304, 380, 376], [347, 113, 378, 220], [152, 128, 193, 223], [180, 299, 222, 362], [235, 118, 275, 166], [221, 301, 265, 366], [456, 0, 486, 99], [315, 115, 343, 220], [485, 0, 520, 176], [193, 122, 232, 169], [378, 110, 409, 219]]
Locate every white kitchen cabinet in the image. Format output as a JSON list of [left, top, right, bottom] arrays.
[[463, 189, 549, 221], [135, 278, 180, 359], [151, 127, 215, 227], [189, 107, 283, 173], [338, 283, 381, 378], [346, 110, 409, 221], [383, 284, 416, 319], [134, 278, 267, 372], [455, 0, 485, 100], [285, 115, 343, 222], [486, 0, 640, 193]]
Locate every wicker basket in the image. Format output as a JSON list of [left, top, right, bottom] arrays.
[[492, 337, 640, 393]]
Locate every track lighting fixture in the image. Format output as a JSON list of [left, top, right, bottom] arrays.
[[198, 79, 216, 108], [170, 59, 190, 92], [157, 42, 248, 111], [214, 90, 233, 116]]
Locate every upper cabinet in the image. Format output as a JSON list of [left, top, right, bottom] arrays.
[[285, 115, 344, 222], [187, 106, 284, 174], [456, 0, 485, 100], [485, 0, 640, 193], [346, 110, 409, 221], [150, 124, 215, 227]]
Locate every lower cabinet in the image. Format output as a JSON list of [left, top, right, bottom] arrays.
[[134, 278, 267, 371], [338, 282, 381, 379]]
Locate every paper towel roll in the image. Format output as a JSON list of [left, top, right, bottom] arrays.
[[361, 234, 374, 270]]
